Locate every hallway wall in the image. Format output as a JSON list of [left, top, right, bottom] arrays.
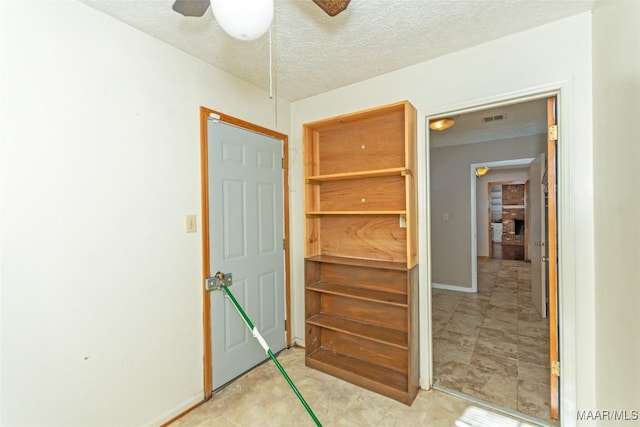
[[430, 135, 544, 287], [592, 0, 640, 417]]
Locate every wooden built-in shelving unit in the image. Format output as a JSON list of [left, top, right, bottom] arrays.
[[303, 101, 419, 405]]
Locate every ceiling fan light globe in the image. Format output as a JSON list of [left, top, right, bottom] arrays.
[[211, 0, 274, 41]]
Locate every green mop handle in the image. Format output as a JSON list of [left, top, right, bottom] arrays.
[[220, 282, 322, 427]]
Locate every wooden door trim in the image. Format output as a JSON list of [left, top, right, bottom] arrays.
[[199, 107, 291, 399], [547, 97, 559, 420]]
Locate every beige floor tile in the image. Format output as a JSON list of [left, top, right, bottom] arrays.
[[462, 368, 518, 410], [432, 259, 557, 425], [474, 328, 518, 359], [444, 312, 484, 336], [470, 351, 518, 376], [518, 379, 554, 423], [432, 361, 472, 389], [518, 361, 550, 386], [433, 338, 475, 365], [481, 316, 518, 334], [169, 347, 531, 427], [455, 299, 489, 317]]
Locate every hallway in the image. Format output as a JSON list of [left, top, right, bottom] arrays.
[[432, 259, 556, 424]]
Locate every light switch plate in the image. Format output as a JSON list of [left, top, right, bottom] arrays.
[[186, 215, 197, 233]]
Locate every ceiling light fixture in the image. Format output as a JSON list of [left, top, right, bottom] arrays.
[[211, 0, 274, 41], [429, 118, 455, 131], [475, 167, 490, 177]]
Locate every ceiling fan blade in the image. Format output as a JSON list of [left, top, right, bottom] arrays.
[[312, 0, 350, 17], [172, 0, 211, 17]]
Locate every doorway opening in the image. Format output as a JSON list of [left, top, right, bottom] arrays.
[[428, 95, 559, 424], [487, 179, 528, 261]]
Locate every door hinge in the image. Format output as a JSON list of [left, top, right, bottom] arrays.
[[548, 125, 558, 141], [551, 360, 560, 377], [284, 319, 287, 331], [282, 157, 284, 169], [283, 238, 286, 250]]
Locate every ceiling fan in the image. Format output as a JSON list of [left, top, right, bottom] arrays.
[[172, 0, 349, 96], [172, 0, 351, 18]]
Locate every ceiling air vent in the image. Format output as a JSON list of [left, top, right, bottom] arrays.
[[482, 114, 507, 124]]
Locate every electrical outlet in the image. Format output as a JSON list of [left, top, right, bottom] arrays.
[[186, 215, 197, 233]]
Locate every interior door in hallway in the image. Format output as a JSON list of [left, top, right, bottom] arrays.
[[208, 119, 286, 390], [529, 153, 547, 317], [546, 96, 559, 420]]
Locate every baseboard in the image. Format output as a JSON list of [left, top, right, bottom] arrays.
[[150, 394, 204, 427], [432, 282, 476, 293]]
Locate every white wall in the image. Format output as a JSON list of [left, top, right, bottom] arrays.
[[430, 135, 544, 287], [290, 12, 594, 426], [0, 1, 289, 425], [592, 0, 640, 420]]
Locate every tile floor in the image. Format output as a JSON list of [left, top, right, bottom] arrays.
[[432, 258, 557, 425], [169, 346, 534, 427]]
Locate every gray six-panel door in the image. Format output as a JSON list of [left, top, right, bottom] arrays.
[[208, 119, 285, 389]]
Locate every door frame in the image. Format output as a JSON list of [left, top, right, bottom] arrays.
[[424, 90, 563, 421], [485, 179, 528, 261], [199, 106, 291, 399], [470, 158, 534, 289]]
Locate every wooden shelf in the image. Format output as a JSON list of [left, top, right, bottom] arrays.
[[306, 348, 411, 403], [307, 281, 407, 306], [306, 210, 406, 216], [307, 313, 408, 348], [305, 254, 408, 271], [306, 167, 410, 184], [303, 101, 419, 405]]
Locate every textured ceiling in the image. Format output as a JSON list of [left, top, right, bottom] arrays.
[[430, 97, 548, 148], [82, 0, 595, 102]]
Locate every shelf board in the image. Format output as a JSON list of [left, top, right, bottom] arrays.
[[307, 281, 407, 306], [306, 210, 406, 216], [307, 313, 407, 348], [303, 101, 407, 129], [306, 167, 411, 184], [306, 348, 409, 399], [305, 255, 409, 271]]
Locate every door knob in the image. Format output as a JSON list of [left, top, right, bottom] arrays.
[[205, 272, 233, 291], [542, 256, 549, 262]]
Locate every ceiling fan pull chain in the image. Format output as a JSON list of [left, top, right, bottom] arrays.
[[269, 8, 278, 128], [269, 24, 273, 99]]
